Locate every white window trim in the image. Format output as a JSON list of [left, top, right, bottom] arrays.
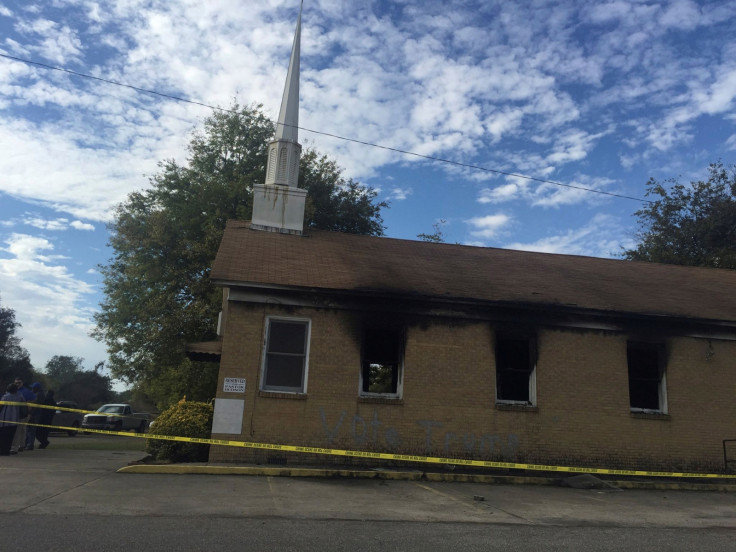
[[260, 316, 311, 394]]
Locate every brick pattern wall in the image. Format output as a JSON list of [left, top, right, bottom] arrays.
[[210, 302, 736, 472]]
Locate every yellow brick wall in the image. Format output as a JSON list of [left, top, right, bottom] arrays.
[[209, 302, 736, 472]]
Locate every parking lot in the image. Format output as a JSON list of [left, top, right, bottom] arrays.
[[0, 432, 735, 528]]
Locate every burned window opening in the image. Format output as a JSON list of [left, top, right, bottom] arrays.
[[495, 332, 536, 405], [262, 317, 310, 393], [361, 328, 403, 397], [627, 341, 666, 412]]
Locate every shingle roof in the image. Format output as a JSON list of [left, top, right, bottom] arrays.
[[211, 221, 736, 324]]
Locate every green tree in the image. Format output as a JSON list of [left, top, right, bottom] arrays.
[[0, 297, 35, 386], [44, 356, 112, 409], [93, 104, 388, 408], [417, 219, 447, 243], [624, 162, 736, 269]]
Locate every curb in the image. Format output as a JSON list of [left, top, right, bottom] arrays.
[[117, 464, 736, 491]]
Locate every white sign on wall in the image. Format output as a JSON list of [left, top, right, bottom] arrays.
[[223, 377, 246, 393], [212, 398, 244, 434]]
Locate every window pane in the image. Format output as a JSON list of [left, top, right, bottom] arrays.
[[627, 342, 663, 410], [497, 370, 530, 402], [495, 334, 534, 402], [361, 328, 402, 395], [627, 346, 660, 380], [265, 354, 304, 389], [629, 380, 660, 410], [269, 321, 307, 355], [496, 337, 530, 371], [363, 362, 398, 394]]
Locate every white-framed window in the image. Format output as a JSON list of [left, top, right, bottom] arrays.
[[627, 341, 667, 413], [359, 327, 404, 398], [260, 316, 311, 393], [495, 332, 537, 405]]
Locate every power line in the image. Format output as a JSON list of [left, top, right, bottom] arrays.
[[0, 52, 650, 203]]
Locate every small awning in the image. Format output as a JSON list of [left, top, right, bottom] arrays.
[[185, 341, 222, 362]]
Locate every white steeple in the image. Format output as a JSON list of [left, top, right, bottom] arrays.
[[252, 2, 307, 235], [274, 3, 301, 144]]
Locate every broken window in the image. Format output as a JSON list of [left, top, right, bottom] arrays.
[[495, 332, 536, 405], [360, 328, 403, 397], [261, 317, 310, 393], [627, 341, 667, 412]]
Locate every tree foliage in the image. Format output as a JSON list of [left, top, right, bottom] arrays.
[[44, 355, 113, 409], [417, 219, 447, 243], [0, 297, 34, 386], [93, 104, 388, 408], [623, 162, 736, 269]]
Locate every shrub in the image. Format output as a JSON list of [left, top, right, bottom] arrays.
[[146, 399, 213, 462]]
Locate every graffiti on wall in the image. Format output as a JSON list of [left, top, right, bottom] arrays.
[[319, 408, 519, 458]]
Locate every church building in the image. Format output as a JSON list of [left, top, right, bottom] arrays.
[[195, 5, 736, 473]]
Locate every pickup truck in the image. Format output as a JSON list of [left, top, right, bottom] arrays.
[[82, 404, 150, 433], [51, 400, 84, 436]]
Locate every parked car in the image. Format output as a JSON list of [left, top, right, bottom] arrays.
[[82, 404, 150, 433], [51, 400, 84, 436]]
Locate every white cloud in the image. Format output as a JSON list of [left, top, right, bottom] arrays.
[[0, 233, 104, 369], [4, 233, 54, 261], [694, 68, 736, 115], [531, 176, 615, 208], [659, 0, 702, 30], [726, 134, 736, 151], [476, 173, 614, 208], [388, 187, 412, 201], [0, 6, 13, 17], [70, 220, 95, 231], [22, 216, 69, 231], [504, 214, 634, 257], [0, 115, 191, 221], [14, 18, 83, 64], [478, 182, 523, 204], [464, 213, 512, 239]]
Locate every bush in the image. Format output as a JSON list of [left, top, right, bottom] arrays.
[[146, 399, 213, 462]]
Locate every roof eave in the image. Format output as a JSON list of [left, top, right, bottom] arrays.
[[212, 279, 736, 337]]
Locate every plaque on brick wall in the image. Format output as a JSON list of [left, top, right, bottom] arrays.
[[212, 398, 244, 434], [223, 377, 246, 393]]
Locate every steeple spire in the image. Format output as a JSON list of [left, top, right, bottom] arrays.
[[251, 2, 307, 235], [275, 2, 301, 143], [263, 1, 303, 190]]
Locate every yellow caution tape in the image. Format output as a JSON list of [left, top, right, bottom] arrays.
[[3, 401, 735, 480], [1, 400, 143, 420]]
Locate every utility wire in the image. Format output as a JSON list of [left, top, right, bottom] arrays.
[[0, 52, 650, 203]]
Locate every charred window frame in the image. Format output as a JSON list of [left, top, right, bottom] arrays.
[[261, 317, 311, 394], [495, 332, 537, 405], [360, 327, 404, 398], [627, 341, 667, 413]]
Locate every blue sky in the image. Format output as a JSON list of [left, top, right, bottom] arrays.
[[0, 0, 735, 381]]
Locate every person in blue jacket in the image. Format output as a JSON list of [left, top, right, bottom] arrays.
[[11, 377, 35, 453], [0, 383, 22, 455]]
